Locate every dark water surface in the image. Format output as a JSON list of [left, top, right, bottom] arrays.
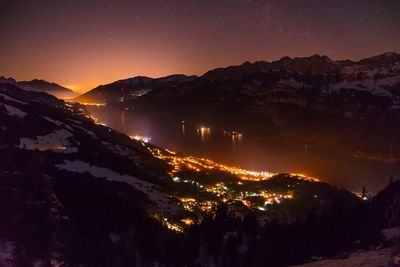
[[87, 106, 399, 194]]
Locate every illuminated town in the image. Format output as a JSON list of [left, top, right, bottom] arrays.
[[2, 1, 397, 265], [75, 113, 341, 233], [128, 135, 324, 232], [144, 139, 319, 183]]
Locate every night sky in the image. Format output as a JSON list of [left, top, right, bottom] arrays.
[[1, 0, 399, 92]]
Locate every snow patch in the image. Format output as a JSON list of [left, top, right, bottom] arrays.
[[65, 118, 82, 124], [371, 87, 393, 97], [19, 129, 77, 153], [55, 160, 178, 213], [382, 227, 400, 241], [42, 116, 63, 126], [102, 141, 130, 157], [0, 103, 27, 119], [41, 116, 74, 131], [324, 79, 395, 97], [375, 75, 400, 87], [329, 80, 368, 91], [292, 248, 391, 267], [0, 240, 16, 263], [278, 78, 304, 88], [72, 125, 98, 139], [130, 88, 152, 97], [109, 233, 121, 243], [0, 94, 28, 105]]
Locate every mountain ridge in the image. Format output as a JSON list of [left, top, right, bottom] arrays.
[[74, 52, 400, 105], [0, 76, 78, 99], [74, 74, 197, 103]]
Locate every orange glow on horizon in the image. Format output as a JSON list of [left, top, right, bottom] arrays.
[[62, 85, 79, 91], [0, 1, 398, 97], [62, 82, 103, 93]]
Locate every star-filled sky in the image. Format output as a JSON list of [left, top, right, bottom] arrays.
[[0, 0, 399, 92]]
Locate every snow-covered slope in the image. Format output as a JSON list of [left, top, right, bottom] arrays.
[[293, 248, 392, 267], [0, 83, 180, 216], [0, 83, 187, 266]]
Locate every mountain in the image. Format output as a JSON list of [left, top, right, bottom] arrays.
[[0, 76, 16, 84], [295, 180, 400, 267], [74, 74, 197, 104], [140, 52, 400, 113], [74, 52, 400, 116], [0, 76, 78, 99], [1, 82, 389, 266], [115, 52, 400, 167]]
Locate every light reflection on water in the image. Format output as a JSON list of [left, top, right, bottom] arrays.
[[181, 121, 185, 137], [223, 131, 243, 148], [86, 106, 399, 194], [196, 126, 211, 143]]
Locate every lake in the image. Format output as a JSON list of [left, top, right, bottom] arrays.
[[87, 106, 399, 194]]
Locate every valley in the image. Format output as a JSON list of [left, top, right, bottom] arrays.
[[1, 52, 400, 266], [2, 1, 400, 265]]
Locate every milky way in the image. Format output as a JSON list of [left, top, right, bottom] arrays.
[[0, 0, 399, 92]]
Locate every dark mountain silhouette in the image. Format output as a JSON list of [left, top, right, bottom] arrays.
[[0, 76, 78, 99], [77, 52, 400, 108]]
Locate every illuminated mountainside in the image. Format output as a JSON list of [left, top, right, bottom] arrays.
[[74, 74, 197, 104], [0, 83, 398, 266]]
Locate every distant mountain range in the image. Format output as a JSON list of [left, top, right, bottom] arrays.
[[76, 52, 400, 113], [72, 52, 400, 168], [4, 52, 400, 107], [0, 76, 78, 99], [2, 52, 400, 166], [133, 51, 400, 126], [3, 53, 399, 165]]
